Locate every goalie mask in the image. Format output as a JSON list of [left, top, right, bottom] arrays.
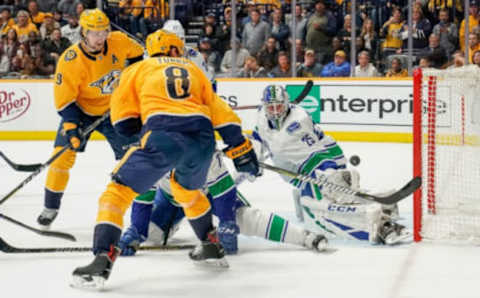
[[261, 85, 290, 130]]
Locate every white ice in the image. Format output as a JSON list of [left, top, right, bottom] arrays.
[[0, 141, 479, 298]]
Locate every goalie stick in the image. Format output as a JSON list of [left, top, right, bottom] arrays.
[[258, 162, 421, 205], [0, 213, 76, 242], [0, 111, 110, 206], [0, 151, 42, 172], [233, 80, 314, 111], [0, 237, 194, 253]]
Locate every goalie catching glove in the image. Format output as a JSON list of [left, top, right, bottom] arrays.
[[61, 122, 85, 151], [224, 138, 260, 177]]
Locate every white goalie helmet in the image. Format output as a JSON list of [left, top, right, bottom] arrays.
[[162, 20, 185, 42], [261, 85, 290, 130]]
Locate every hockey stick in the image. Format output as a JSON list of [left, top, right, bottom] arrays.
[[0, 237, 194, 253], [258, 162, 421, 205], [0, 213, 76, 242], [0, 151, 42, 172], [0, 112, 110, 206], [233, 80, 314, 111], [291, 80, 314, 104]]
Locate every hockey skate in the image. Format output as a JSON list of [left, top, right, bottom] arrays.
[[189, 229, 229, 268], [37, 208, 58, 229], [71, 246, 119, 290], [304, 232, 329, 252], [378, 221, 412, 245]]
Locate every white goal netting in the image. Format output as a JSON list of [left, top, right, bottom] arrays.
[[414, 65, 480, 243]]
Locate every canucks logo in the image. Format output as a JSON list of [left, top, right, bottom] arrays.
[[287, 121, 301, 134], [90, 70, 121, 94]]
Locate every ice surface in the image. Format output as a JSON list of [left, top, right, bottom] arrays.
[[0, 141, 479, 298]]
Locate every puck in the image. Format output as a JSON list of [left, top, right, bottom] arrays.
[[349, 155, 360, 166]]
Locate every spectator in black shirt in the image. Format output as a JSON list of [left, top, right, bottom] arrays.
[[420, 33, 447, 68], [42, 27, 70, 61], [257, 36, 278, 72], [30, 40, 55, 75]]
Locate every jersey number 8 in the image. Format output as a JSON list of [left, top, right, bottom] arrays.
[[165, 66, 190, 100]]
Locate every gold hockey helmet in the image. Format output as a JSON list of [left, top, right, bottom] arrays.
[[79, 8, 110, 32], [146, 29, 185, 57]]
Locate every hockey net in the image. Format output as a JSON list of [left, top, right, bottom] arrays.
[[413, 65, 480, 243]]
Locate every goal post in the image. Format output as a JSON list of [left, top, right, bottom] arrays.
[[413, 65, 480, 243]]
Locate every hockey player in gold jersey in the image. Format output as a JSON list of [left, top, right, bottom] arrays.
[[71, 29, 260, 289], [37, 9, 145, 228]]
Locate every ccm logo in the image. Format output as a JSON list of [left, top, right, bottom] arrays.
[[328, 204, 357, 212], [0, 89, 31, 122]]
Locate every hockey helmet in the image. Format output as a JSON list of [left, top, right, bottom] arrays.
[[79, 9, 110, 32], [261, 85, 290, 130], [162, 20, 185, 41], [146, 29, 185, 57]]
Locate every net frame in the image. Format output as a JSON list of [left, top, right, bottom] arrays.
[[413, 65, 480, 243]]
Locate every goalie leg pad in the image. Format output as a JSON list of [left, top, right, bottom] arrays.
[[300, 197, 383, 243]]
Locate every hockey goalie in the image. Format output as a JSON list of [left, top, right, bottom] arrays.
[[251, 84, 412, 245]]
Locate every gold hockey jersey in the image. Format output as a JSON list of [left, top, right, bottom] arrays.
[[54, 31, 144, 118], [111, 56, 241, 137]]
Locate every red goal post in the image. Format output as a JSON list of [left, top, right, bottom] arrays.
[[413, 66, 480, 243]]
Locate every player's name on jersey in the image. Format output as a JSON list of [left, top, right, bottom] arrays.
[[158, 57, 189, 65]]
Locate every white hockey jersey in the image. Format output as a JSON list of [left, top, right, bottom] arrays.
[[254, 105, 347, 185], [184, 46, 214, 82]]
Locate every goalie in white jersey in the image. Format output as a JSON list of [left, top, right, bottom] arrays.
[[252, 85, 411, 245]]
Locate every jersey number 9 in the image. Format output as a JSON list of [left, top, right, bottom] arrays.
[[56, 73, 62, 85], [165, 66, 190, 100]]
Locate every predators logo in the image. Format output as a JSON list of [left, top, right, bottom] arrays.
[[90, 70, 121, 94], [64, 50, 77, 62]]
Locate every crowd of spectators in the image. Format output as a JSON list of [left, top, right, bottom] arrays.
[[194, 0, 480, 77], [0, 0, 91, 78], [197, 0, 479, 78], [1, 0, 480, 78]]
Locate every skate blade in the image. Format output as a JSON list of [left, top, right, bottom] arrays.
[[70, 275, 106, 290], [317, 247, 338, 254], [385, 232, 413, 245], [193, 257, 229, 268]]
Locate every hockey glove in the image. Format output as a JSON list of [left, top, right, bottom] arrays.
[[118, 225, 146, 256], [224, 139, 260, 177], [61, 122, 85, 151], [218, 220, 240, 255]]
